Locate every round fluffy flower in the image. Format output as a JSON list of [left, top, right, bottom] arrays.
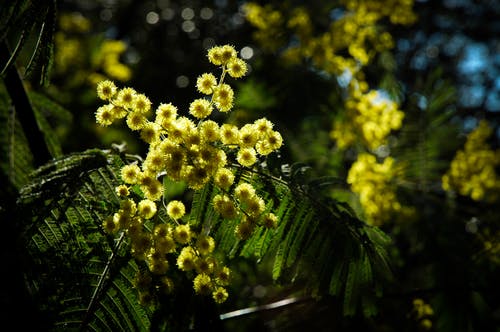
[[200, 120, 220, 142], [115, 184, 129, 197], [196, 235, 216, 256], [177, 246, 196, 271], [239, 124, 259, 148], [140, 122, 161, 144], [174, 224, 192, 244], [227, 58, 247, 78], [216, 266, 231, 286], [167, 200, 186, 220], [120, 199, 137, 216], [234, 183, 256, 202], [253, 118, 274, 136], [138, 199, 157, 219], [193, 274, 212, 295], [196, 73, 217, 94], [235, 220, 254, 240], [126, 111, 147, 130], [95, 104, 115, 126], [220, 124, 240, 146], [97, 80, 117, 100], [212, 287, 228, 303], [214, 84, 234, 112], [195, 257, 215, 274], [134, 93, 152, 114], [220, 45, 237, 64], [214, 168, 234, 190], [262, 212, 278, 228], [207, 46, 224, 65], [245, 196, 266, 217], [266, 131, 283, 151], [142, 177, 164, 201], [121, 164, 141, 184], [144, 148, 166, 172], [237, 147, 257, 167], [189, 98, 213, 119], [116, 87, 137, 108], [155, 235, 176, 254], [146, 250, 168, 274], [155, 103, 177, 127], [102, 216, 118, 234], [213, 194, 238, 219]]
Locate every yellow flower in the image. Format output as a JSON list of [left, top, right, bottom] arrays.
[[95, 104, 115, 126], [253, 118, 274, 136], [195, 257, 215, 274], [121, 164, 141, 184], [138, 199, 157, 219], [102, 216, 118, 234], [214, 168, 235, 190], [140, 122, 161, 144], [120, 199, 137, 216], [196, 73, 217, 94], [220, 45, 237, 64], [213, 84, 234, 112], [177, 246, 196, 271], [115, 184, 129, 197], [220, 124, 240, 145], [212, 287, 228, 303], [134, 93, 152, 114], [126, 112, 147, 130], [199, 120, 220, 142], [265, 131, 283, 151], [96, 80, 117, 100], [174, 224, 192, 244], [139, 174, 164, 201], [216, 266, 231, 286], [239, 124, 259, 148], [115, 87, 137, 108], [237, 147, 257, 167], [245, 195, 265, 217], [262, 212, 278, 228], [207, 46, 224, 65], [143, 148, 166, 173], [189, 98, 213, 119], [235, 220, 254, 240], [227, 57, 247, 78], [235, 183, 256, 202], [196, 235, 216, 256], [167, 200, 186, 220], [193, 274, 212, 295], [213, 194, 238, 219]]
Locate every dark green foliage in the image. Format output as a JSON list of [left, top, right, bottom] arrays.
[[15, 147, 393, 330], [18, 150, 151, 331], [0, 0, 57, 85], [189, 164, 394, 317]]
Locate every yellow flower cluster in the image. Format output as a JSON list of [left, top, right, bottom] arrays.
[[442, 120, 500, 201], [245, 1, 415, 72], [411, 298, 434, 331], [91, 40, 132, 83], [244, 2, 412, 150], [97, 45, 283, 304], [347, 153, 411, 226], [331, 89, 405, 150], [54, 13, 131, 87]]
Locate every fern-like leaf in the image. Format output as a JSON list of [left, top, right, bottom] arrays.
[[19, 149, 152, 331]]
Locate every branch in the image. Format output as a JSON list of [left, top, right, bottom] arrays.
[[0, 41, 51, 166]]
